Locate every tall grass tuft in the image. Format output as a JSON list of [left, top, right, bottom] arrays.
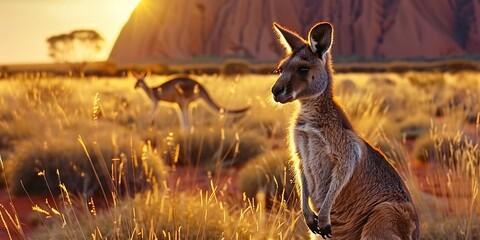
[[238, 150, 298, 209], [157, 128, 267, 172], [30, 180, 308, 239]]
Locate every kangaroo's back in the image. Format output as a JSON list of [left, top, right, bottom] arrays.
[[162, 77, 250, 114], [151, 77, 201, 103], [134, 74, 249, 130]]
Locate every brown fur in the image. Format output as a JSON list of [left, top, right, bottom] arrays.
[[271, 22, 419, 240], [134, 74, 249, 130]]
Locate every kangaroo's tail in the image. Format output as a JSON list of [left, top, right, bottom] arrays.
[[198, 85, 250, 114]]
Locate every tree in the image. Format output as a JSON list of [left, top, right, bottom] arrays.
[[47, 29, 104, 76]]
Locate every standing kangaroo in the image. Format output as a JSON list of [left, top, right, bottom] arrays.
[[271, 22, 419, 239], [134, 73, 249, 130]]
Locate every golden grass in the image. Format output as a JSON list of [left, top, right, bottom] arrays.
[[0, 71, 478, 239]]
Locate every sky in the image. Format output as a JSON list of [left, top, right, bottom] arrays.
[[0, 0, 139, 64]]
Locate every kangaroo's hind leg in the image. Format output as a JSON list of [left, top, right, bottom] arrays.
[[361, 202, 418, 240], [176, 103, 191, 131], [150, 101, 159, 126]]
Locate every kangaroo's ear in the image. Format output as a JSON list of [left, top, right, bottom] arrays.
[[273, 22, 306, 54], [308, 22, 333, 60]]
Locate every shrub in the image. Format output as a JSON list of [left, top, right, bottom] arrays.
[[413, 131, 479, 168], [340, 91, 387, 142], [398, 114, 431, 140], [222, 61, 250, 76], [341, 91, 385, 120], [158, 128, 267, 172], [242, 117, 287, 140], [335, 79, 357, 96], [435, 88, 470, 115], [237, 150, 298, 209], [0, 118, 34, 155], [5, 123, 166, 197], [367, 76, 396, 87], [197, 67, 221, 75], [405, 71, 446, 90], [420, 218, 480, 240], [445, 60, 478, 72], [385, 62, 412, 73]]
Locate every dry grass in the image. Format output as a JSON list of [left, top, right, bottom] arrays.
[[237, 149, 298, 209], [0, 71, 479, 239], [27, 183, 307, 240]]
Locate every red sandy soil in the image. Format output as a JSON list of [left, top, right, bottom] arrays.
[[0, 190, 55, 240]]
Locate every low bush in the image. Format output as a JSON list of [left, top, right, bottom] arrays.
[[420, 218, 480, 240], [413, 131, 479, 168], [5, 123, 166, 197], [158, 129, 267, 172], [237, 150, 298, 209], [222, 61, 250, 76], [0, 118, 34, 155], [406, 71, 446, 90], [242, 117, 287, 140], [398, 114, 431, 140], [335, 79, 357, 96], [340, 91, 387, 142]]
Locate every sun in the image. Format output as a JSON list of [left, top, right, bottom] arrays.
[[110, 0, 141, 22]]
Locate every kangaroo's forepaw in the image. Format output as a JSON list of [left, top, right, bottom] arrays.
[[317, 215, 332, 238], [305, 213, 320, 234], [318, 224, 332, 239]]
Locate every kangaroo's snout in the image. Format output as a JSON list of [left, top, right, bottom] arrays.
[[272, 85, 285, 98], [271, 75, 294, 104], [271, 83, 292, 103]]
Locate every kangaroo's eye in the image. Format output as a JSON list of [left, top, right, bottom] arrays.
[[298, 67, 309, 74]]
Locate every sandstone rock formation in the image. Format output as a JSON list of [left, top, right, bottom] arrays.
[[109, 0, 480, 64]]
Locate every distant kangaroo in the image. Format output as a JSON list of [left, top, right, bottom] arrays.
[[133, 73, 249, 130], [271, 22, 419, 239]]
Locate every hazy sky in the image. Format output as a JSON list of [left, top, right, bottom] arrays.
[[0, 0, 139, 64]]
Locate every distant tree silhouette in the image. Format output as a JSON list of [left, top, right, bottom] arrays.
[[47, 30, 104, 76]]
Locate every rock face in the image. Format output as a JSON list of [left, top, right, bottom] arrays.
[[109, 0, 480, 64]]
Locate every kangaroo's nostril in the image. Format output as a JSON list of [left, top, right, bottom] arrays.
[[272, 86, 285, 96]]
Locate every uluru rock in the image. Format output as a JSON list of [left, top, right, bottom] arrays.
[[109, 0, 480, 64]]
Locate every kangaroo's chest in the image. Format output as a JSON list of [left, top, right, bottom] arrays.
[[294, 124, 332, 160], [293, 124, 335, 203], [293, 119, 354, 163]]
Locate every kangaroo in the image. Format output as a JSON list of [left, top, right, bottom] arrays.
[[271, 22, 419, 239], [133, 73, 249, 130]]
